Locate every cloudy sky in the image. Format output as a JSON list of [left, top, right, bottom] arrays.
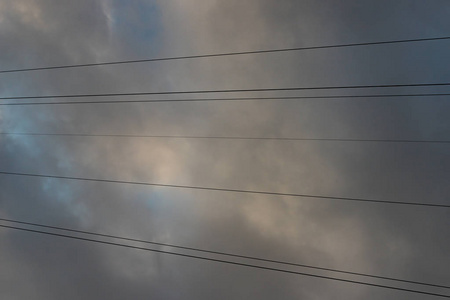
[[0, 1, 449, 299]]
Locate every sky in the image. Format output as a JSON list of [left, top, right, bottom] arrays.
[[0, 0, 449, 299]]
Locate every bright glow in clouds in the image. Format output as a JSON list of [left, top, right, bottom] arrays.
[[0, 1, 449, 299]]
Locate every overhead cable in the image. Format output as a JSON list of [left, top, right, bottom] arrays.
[[1, 132, 449, 144], [1, 217, 447, 289], [1, 82, 449, 101], [0, 225, 449, 298], [1, 36, 449, 74], [0, 171, 448, 208], [0, 93, 449, 106]]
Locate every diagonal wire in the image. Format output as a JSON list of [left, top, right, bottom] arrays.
[[1, 36, 449, 74], [1, 93, 448, 106], [0, 217, 448, 289], [1, 82, 450, 101], [0, 171, 448, 208], [0, 224, 448, 298]]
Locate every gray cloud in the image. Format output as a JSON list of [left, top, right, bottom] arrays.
[[1, 1, 449, 299]]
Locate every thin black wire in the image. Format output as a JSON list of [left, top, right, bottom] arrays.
[[1, 36, 449, 74], [1, 132, 449, 144], [0, 225, 448, 298], [1, 217, 447, 290], [0, 93, 448, 106], [1, 82, 450, 101], [0, 171, 448, 208]]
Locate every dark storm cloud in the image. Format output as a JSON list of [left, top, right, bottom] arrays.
[[1, 1, 449, 299]]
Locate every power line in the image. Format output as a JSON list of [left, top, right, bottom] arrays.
[[0, 171, 448, 208], [1, 132, 449, 144], [1, 36, 449, 74], [1, 217, 447, 290], [1, 82, 449, 101], [0, 93, 449, 106], [0, 225, 448, 298]]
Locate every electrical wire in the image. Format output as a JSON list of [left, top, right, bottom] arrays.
[[0, 217, 447, 289], [1, 36, 449, 74], [0, 93, 449, 106], [1, 82, 449, 101], [0, 171, 448, 208], [0, 224, 448, 298], [1, 132, 449, 144]]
